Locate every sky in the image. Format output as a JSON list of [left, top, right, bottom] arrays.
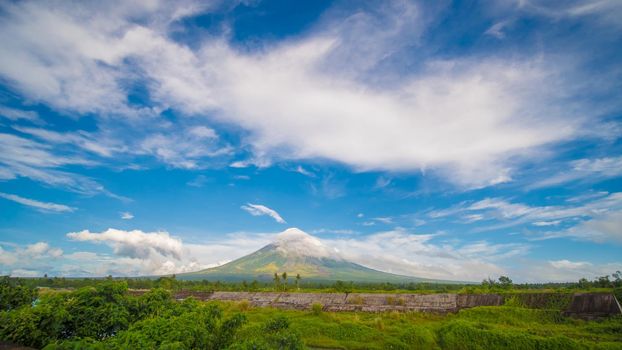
[[0, 0, 621, 282]]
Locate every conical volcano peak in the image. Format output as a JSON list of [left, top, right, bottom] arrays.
[[183, 226, 434, 283], [274, 228, 336, 259]]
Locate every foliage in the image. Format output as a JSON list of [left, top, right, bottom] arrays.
[[0, 276, 37, 311], [2, 277, 622, 349], [311, 303, 323, 315]]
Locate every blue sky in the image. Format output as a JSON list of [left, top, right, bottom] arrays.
[[0, 0, 621, 282]]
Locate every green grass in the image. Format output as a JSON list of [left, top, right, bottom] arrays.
[[214, 301, 622, 350]]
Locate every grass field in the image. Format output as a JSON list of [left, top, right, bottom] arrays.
[[216, 301, 622, 350]]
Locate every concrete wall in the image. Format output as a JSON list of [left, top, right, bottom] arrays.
[[164, 290, 621, 318]]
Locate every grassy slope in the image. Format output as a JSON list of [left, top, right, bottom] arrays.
[[180, 245, 446, 284], [216, 301, 622, 350]]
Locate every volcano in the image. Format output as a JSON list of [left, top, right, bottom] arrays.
[[179, 228, 439, 283]]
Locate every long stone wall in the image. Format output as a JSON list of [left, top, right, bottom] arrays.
[[164, 291, 621, 317]]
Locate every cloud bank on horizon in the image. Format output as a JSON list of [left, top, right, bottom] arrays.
[[0, 0, 621, 282]]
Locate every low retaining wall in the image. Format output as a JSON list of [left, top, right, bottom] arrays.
[[563, 293, 622, 320], [128, 290, 622, 317]]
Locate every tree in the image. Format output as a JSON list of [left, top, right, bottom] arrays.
[[612, 271, 622, 287], [295, 274, 301, 290], [498, 276, 513, 289], [596, 275, 611, 288], [273, 273, 280, 291], [481, 277, 496, 289], [0, 277, 37, 311], [282, 272, 288, 290]]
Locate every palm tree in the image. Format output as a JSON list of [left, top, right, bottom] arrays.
[[273, 272, 280, 291], [282, 272, 288, 291]]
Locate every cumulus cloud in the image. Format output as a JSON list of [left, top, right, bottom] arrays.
[[120, 212, 134, 220], [0, 192, 75, 212], [0, 241, 64, 276], [241, 203, 286, 224], [67, 228, 183, 260]]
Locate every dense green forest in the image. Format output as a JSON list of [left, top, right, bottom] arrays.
[[1, 275, 621, 349]]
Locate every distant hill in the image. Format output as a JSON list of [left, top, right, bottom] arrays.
[[179, 228, 448, 283]]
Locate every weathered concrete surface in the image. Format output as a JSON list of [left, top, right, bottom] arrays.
[[133, 290, 622, 317], [563, 293, 622, 320], [456, 294, 504, 308]]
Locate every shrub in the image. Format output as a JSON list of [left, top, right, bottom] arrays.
[[399, 326, 437, 350], [373, 317, 385, 331], [311, 303, 323, 315], [237, 299, 251, 311], [265, 316, 290, 332]]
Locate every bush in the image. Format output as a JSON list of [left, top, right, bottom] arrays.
[[230, 315, 304, 350], [311, 303, 323, 315], [237, 299, 251, 312], [399, 326, 437, 350]]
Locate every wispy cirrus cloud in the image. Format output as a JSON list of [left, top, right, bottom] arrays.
[[530, 156, 622, 189], [0, 192, 75, 212], [427, 192, 622, 244], [241, 203, 286, 224]]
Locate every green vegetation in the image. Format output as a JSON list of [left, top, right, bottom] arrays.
[[0, 278, 303, 349], [1, 275, 621, 349], [10, 272, 622, 295]]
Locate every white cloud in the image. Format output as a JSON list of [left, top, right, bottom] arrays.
[[311, 228, 357, 235], [0, 241, 64, 276], [294, 165, 315, 177], [0, 0, 608, 188], [484, 21, 509, 39], [67, 228, 183, 260], [189, 126, 217, 139], [138, 129, 231, 169], [0, 132, 120, 196], [513, 0, 622, 27], [428, 192, 622, 244], [10, 269, 42, 277], [561, 210, 622, 243], [0, 106, 41, 123], [322, 228, 523, 281], [532, 220, 561, 226], [517, 259, 622, 283], [241, 203, 286, 224], [531, 156, 622, 188], [0, 192, 75, 212], [120, 212, 134, 220], [187, 174, 209, 187], [550, 259, 590, 269]]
